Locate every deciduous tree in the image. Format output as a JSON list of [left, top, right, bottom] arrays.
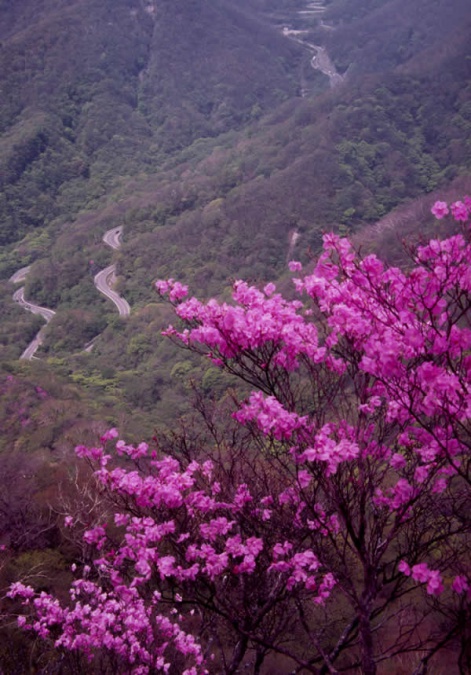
[[9, 198, 471, 674]]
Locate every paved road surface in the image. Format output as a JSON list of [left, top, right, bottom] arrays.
[[103, 226, 123, 251], [10, 225, 129, 359], [278, 0, 344, 91], [9, 265, 31, 284], [10, 276, 56, 360], [20, 328, 48, 360], [94, 227, 130, 317], [310, 45, 344, 87], [13, 287, 56, 322], [94, 263, 130, 317]]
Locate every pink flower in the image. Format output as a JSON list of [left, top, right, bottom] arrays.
[[233, 484, 253, 509], [199, 517, 235, 542], [432, 477, 448, 494], [390, 453, 406, 470], [100, 428, 119, 442], [407, 562, 444, 595], [114, 513, 129, 527], [135, 558, 151, 578], [83, 526, 107, 549], [411, 562, 430, 583], [157, 556, 176, 578], [390, 479, 415, 509], [234, 392, 306, 441], [450, 200, 469, 222], [297, 470, 311, 488], [234, 555, 256, 574], [398, 560, 411, 576], [272, 541, 293, 559], [426, 570, 444, 596], [155, 279, 170, 294], [245, 537, 264, 557], [169, 281, 189, 302], [414, 465, 431, 483], [431, 201, 449, 219], [8, 582, 35, 599], [288, 261, 303, 272], [452, 575, 469, 594], [155, 279, 188, 302]]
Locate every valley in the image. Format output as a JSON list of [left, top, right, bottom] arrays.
[[268, 0, 345, 92], [10, 226, 130, 359], [0, 0, 468, 399], [0, 0, 469, 668]]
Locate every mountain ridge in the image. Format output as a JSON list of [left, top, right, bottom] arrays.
[[0, 0, 469, 384]]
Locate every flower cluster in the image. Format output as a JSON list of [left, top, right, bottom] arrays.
[[9, 579, 203, 673], [11, 196, 471, 670], [398, 561, 444, 596], [11, 435, 336, 672], [160, 279, 325, 371], [431, 197, 471, 221]]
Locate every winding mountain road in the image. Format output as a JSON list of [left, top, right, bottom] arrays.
[[10, 266, 31, 285], [103, 226, 123, 251], [94, 265, 130, 317], [95, 227, 130, 317], [13, 286, 56, 323], [10, 267, 56, 360], [11, 225, 130, 359], [288, 35, 344, 89], [309, 44, 344, 87], [279, 0, 344, 90]]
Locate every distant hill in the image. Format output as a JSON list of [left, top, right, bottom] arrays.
[[0, 4, 469, 670], [0, 0, 469, 385], [323, 0, 471, 75], [15, 0, 468, 297], [142, 0, 302, 151], [0, 0, 302, 246]]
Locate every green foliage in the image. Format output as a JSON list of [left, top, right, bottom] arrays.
[[0, 0, 469, 500], [0, 282, 43, 360], [0, 0, 302, 248], [141, 0, 301, 151], [324, 0, 471, 75], [0, 3, 469, 667], [201, 366, 235, 399], [0, 365, 106, 455], [10, 548, 69, 583], [42, 309, 107, 354]]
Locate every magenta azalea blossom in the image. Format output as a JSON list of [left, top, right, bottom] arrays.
[[431, 200, 449, 219]]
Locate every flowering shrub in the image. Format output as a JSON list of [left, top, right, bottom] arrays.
[[10, 198, 471, 674], [9, 440, 337, 674]]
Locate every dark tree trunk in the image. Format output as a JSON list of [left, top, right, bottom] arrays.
[[228, 636, 249, 674], [253, 649, 265, 674], [359, 603, 376, 675]]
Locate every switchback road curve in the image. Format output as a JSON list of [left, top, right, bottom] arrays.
[[11, 226, 129, 359], [95, 227, 130, 317], [10, 267, 56, 360]]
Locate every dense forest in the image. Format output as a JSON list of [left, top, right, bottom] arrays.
[[0, 0, 470, 671]]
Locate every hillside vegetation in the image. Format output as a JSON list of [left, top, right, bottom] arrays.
[[0, 0, 469, 426], [0, 0, 301, 247], [0, 0, 470, 670]]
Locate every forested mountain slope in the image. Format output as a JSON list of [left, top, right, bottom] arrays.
[[324, 0, 471, 75], [0, 2, 470, 668], [143, 0, 302, 151], [0, 0, 301, 246], [0, 0, 470, 429]]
